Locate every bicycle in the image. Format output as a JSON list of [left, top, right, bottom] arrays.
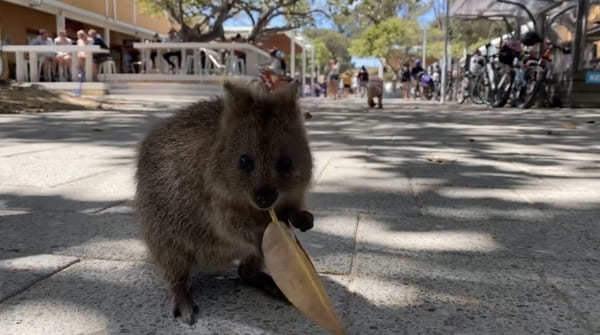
[[519, 32, 570, 109]]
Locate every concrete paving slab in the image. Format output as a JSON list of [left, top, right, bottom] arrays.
[[0, 168, 134, 214], [296, 210, 358, 275], [0, 211, 145, 261], [356, 213, 599, 261], [0, 259, 350, 335], [542, 260, 600, 333], [0, 254, 78, 302], [346, 252, 589, 334]]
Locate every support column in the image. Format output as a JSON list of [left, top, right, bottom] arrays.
[[310, 45, 315, 94], [301, 44, 306, 95], [290, 35, 295, 78], [422, 29, 427, 69], [56, 11, 66, 32], [104, 28, 111, 46], [573, 0, 589, 72], [441, 0, 450, 103]]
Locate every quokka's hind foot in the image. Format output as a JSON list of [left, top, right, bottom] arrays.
[[238, 255, 287, 302], [171, 281, 199, 325]]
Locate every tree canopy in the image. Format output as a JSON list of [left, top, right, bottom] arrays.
[[139, 0, 325, 42], [303, 28, 352, 71], [349, 18, 421, 71], [327, 0, 428, 38]]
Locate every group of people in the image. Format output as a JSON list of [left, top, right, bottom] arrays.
[[399, 58, 441, 100], [317, 60, 383, 108], [29, 28, 109, 81]]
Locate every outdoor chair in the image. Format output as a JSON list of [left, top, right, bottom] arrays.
[[99, 60, 117, 75]]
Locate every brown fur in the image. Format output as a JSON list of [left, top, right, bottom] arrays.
[[134, 82, 313, 325]]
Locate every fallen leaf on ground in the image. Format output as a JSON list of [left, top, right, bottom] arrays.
[[263, 209, 345, 335]]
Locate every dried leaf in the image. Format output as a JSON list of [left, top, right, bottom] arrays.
[[262, 209, 345, 335]]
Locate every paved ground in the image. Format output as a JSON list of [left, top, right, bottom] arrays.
[[0, 96, 599, 334]]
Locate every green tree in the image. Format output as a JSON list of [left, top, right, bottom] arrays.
[[327, 0, 428, 38], [139, 0, 324, 42], [349, 18, 420, 72], [311, 39, 332, 71], [303, 28, 352, 70]]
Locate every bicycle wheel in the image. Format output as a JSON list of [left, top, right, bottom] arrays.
[[471, 75, 488, 105], [457, 77, 467, 104], [519, 66, 544, 109], [491, 71, 512, 108]]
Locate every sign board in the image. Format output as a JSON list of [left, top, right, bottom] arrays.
[[585, 71, 600, 84]]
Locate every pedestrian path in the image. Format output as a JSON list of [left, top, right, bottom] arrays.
[[0, 100, 599, 334]]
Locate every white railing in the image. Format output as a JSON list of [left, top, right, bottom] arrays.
[[2, 45, 109, 82], [133, 42, 271, 77]]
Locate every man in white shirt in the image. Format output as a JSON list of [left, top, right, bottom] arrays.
[[54, 30, 72, 79]]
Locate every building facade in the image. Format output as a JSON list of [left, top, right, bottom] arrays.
[[0, 0, 172, 76]]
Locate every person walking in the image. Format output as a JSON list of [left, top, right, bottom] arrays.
[[357, 66, 369, 98], [411, 58, 424, 99], [400, 62, 411, 100]]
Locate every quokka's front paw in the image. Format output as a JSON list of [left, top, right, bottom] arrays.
[[172, 296, 199, 325], [290, 210, 313, 232]]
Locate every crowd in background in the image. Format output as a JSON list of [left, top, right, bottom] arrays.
[[28, 28, 109, 81]]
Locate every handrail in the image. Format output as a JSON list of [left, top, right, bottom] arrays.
[[133, 42, 271, 59], [2, 45, 105, 52]]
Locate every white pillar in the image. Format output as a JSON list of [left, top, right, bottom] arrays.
[[310, 45, 315, 94], [112, 0, 117, 20], [422, 29, 427, 69], [301, 44, 306, 94], [104, 28, 111, 46], [56, 11, 66, 32], [441, 0, 450, 103], [133, 0, 137, 25], [290, 35, 295, 78]]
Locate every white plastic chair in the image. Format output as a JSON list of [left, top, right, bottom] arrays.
[[99, 60, 117, 74]]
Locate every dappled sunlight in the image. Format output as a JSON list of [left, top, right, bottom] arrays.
[[0, 300, 108, 335], [350, 277, 420, 307], [361, 230, 502, 253]]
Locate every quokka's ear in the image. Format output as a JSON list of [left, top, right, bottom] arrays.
[[223, 81, 254, 117]]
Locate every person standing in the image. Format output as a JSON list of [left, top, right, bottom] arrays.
[[342, 70, 352, 98], [357, 66, 369, 98], [76, 30, 89, 74], [327, 58, 339, 100], [162, 28, 182, 72], [87, 29, 109, 80], [29, 29, 56, 81], [54, 30, 72, 80]]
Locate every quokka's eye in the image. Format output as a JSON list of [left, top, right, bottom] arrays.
[[239, 155, 254, 172], [276, 157, 293, 175]]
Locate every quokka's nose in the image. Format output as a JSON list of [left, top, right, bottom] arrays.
[[255, 187, 278, 209]]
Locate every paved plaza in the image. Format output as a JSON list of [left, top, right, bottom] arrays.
[[0, 97, 599, 334]]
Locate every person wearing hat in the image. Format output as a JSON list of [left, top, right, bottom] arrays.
[[162, 28, 182, 72]]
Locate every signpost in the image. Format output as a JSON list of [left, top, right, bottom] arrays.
[[585, 71, 600, 84]]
